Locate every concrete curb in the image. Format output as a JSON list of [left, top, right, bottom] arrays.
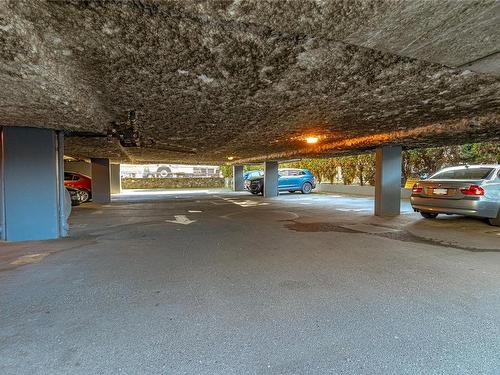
[[314, 183, 412, 199]]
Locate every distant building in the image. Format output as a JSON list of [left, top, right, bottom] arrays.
[[121, 164, 221, 178]]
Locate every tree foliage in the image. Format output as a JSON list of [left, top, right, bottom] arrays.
[[220, 142, 499, 185], [356, 153, 375, 186], [220, 164, 271, 178], [403, 142, 499, 180], [220, 165, 233, 178]]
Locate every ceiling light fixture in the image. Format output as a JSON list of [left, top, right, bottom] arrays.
[[306, 136, 319, 144]]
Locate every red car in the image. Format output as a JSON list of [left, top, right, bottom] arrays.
[[64, 172, 92, 202]]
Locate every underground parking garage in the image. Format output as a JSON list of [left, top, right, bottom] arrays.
[[1, 1, 500, 374]]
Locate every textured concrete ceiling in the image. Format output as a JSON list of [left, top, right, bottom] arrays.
[[0, 0, 499, 164]]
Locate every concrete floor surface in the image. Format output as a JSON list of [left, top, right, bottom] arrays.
[[1, 190, 499, 374]]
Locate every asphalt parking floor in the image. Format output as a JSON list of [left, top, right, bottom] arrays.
[[1, 189, 499, 374]]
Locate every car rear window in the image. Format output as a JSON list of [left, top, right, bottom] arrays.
[[431, 168, 494, 180]]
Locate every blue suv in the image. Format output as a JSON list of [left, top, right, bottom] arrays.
[[245, 168, 316, 195]]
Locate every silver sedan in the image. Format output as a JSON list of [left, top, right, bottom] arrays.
[[410, 164, 500, 226]]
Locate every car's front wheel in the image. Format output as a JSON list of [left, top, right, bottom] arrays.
[[488, 210, 500, 227], [78, 189, 90, 203], [420, 212, 438, 219], [301, 182, 312, 194]]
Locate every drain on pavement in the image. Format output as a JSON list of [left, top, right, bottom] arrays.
[[284, 221, 358, 233], [340, 223, 401, 234]]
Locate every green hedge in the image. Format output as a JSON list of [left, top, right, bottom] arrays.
[[122, 177, 225, 189]]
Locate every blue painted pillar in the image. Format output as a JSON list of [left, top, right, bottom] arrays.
[[0, 127, 67, 241], [374, 146, 402, 216], [264, 161, 279, 197], [232, 165, 244, 191], [91, 158, 111, 203]]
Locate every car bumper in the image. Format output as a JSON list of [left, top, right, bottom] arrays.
[[249, 186, 262, 193], [410, 196, 497, 218]]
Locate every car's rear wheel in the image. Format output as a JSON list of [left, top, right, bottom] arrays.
[[488, 210, 500, 227], [78, 189, 90, 203], [420, 212, 438, 219], [301, 182, 312, 194]]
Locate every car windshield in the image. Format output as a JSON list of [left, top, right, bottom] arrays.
[[430, 167, 494, 180]]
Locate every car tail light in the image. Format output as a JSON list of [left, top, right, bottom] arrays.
[[460, 185, 484, 196], [412, 183, 423, 193]]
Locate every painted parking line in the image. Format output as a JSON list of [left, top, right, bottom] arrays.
[[10, 253, 50, 266], [222, 198, 270, 207], [336, 208, 371, 212]]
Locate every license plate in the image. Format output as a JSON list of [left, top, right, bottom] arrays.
[[433, 188, 448, 195]]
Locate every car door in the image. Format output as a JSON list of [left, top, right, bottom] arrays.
[[278, 170, 290, 190], [484, 168, 500, 213], [287, 169, 302, 190], [72, 174, 86, 190], [64, 173, 77, 188]]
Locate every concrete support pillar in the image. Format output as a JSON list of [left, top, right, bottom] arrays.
[[374, 146, 402, 216], [110, 164, 122, 194], [264, 161, 279, 197], [0, 127, 67, 241], [232, 165, 244, 191], [91, 158, 111, 203]]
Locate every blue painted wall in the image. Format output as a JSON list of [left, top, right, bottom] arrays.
[[2, 127, 64, 241]]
